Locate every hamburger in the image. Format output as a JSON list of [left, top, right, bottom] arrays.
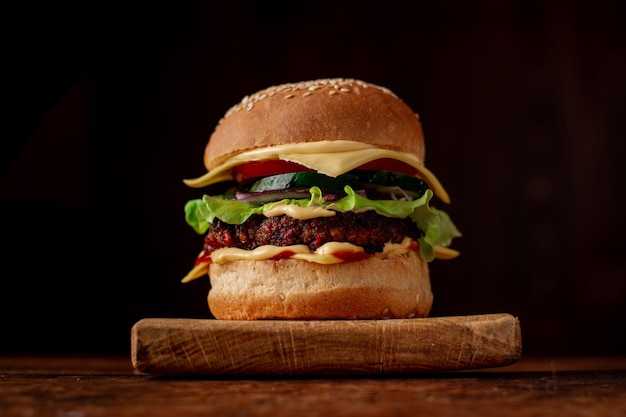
[[182, 78, 461, 320]]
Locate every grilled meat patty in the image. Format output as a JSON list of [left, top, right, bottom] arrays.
[[203, 211, 421, 254]]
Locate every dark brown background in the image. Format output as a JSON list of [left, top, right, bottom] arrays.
[[2, 0, 625, 356]]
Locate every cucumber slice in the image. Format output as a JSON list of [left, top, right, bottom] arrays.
[[354, 170, 429, 195], [249, 172, 360, 192], [248, 170, 428, 198]]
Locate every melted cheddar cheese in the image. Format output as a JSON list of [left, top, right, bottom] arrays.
[[181, 238, 459, 283]]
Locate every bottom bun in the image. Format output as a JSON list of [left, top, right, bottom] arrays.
[[207, 251, 432, 320]]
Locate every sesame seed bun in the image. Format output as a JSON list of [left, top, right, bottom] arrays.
[[208, 251, 432, 320], [204, 78, 426, 171]]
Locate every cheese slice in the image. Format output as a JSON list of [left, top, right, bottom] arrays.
[[180, 238, 458, 283], [183, 140, 450, 203]]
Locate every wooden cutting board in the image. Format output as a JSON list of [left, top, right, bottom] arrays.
[[131, 313, 521, 376]]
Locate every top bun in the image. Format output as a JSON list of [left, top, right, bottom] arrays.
[[204, 78, 426, 171]]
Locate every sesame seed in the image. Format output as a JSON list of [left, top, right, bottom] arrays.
[[219, 78, 400, 121]]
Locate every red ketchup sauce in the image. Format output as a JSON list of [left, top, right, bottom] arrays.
[[195, 241, 418, 266], [269, 250, 296, 260], [194, 252, 212, 266], [407, 241, 420, 251], [331, 250, 372, 262]]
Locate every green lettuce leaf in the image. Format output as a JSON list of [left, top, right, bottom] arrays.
[[184, 186, 461, 262]]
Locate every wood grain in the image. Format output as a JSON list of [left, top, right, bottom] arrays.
[[131, 313, 521, 375]]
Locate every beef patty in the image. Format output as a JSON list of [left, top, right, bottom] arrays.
[[203, 210, 421, 254]]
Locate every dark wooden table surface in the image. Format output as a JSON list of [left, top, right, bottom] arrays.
[[1, 355, 625, 416]]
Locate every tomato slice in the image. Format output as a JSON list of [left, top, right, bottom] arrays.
[[230, 161, 313, 184], [230, 158, 418, 184]]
